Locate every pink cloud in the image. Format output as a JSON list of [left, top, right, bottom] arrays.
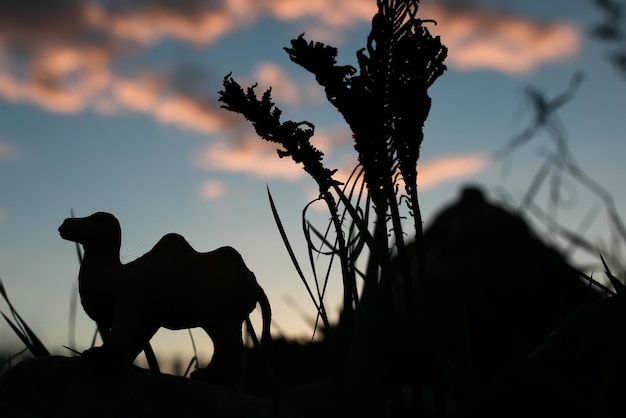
[[79, 0, 374, 47], [233, 62, 323, 107], [265, 1, 580, 74], [0, 73, 22, 101], [0, 0, 582, 133], [254, 62, 301, 105], [264, 0, 374, 27], [417, 153, 489, 190], [193, 134, 306, 181], [423, 3, 580, 74], [83, 0, 375, 46], [112, 76, 162, 112], [84, 2, 239, 46], [199, 179, 226, 200], [152, 95, 227, 134], [264, 1, 580, 74], [0, 43, 114, 113], [0, 47, 229, 134], [0, 1, 568, 206]]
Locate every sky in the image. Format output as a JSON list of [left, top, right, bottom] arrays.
[[1, 0, 625, 370]]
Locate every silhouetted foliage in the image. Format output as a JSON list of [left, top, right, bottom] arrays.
[[220, 0, 448, 415], [0, 278, 49, 359], [495, 72, 626, 280], [219, 77, 340, 195], [494, 72, 584, 160], [591, 0, 626, 78]]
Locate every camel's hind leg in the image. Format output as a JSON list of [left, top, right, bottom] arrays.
[[191, 320, 245, 387]]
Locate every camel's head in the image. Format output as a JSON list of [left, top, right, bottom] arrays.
[[59, 212, 122, 252]]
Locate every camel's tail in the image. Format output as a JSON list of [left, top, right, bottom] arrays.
[[255, 280, 272, 345], [248, 272, 271, 346]]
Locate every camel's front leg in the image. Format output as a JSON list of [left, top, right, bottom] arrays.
[[83, 300, 159, 368]]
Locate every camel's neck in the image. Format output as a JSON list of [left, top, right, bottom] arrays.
[[82, 247, 121, 265], [79, 248, 122, 284], [79, 248, 121, 326]]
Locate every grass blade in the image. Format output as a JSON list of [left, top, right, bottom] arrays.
[[0, 347, 28, 370], [519, 157, 552, 213], [601, 255, 625, 294], [70, 209, 83, 264], [187, 328, 198, 371], [183, 356, 198, 377], [68, 280, 78, 350], [1, 312, 31, 348], [332, 184, 376, 254], [307, 221, 339, 255], [143, 342, 160, 372], [0, 277, 50, 357], [267, 185, 330, 330], [62, 345, 82, 356]]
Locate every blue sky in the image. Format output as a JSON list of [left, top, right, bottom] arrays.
[[1, 0, 625, 369]]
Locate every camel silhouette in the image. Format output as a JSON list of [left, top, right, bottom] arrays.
[[59, 212, 271, 386]]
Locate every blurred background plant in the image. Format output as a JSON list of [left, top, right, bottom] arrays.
[[494, 69, 626, 288], [590, 0, 626, 78]]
